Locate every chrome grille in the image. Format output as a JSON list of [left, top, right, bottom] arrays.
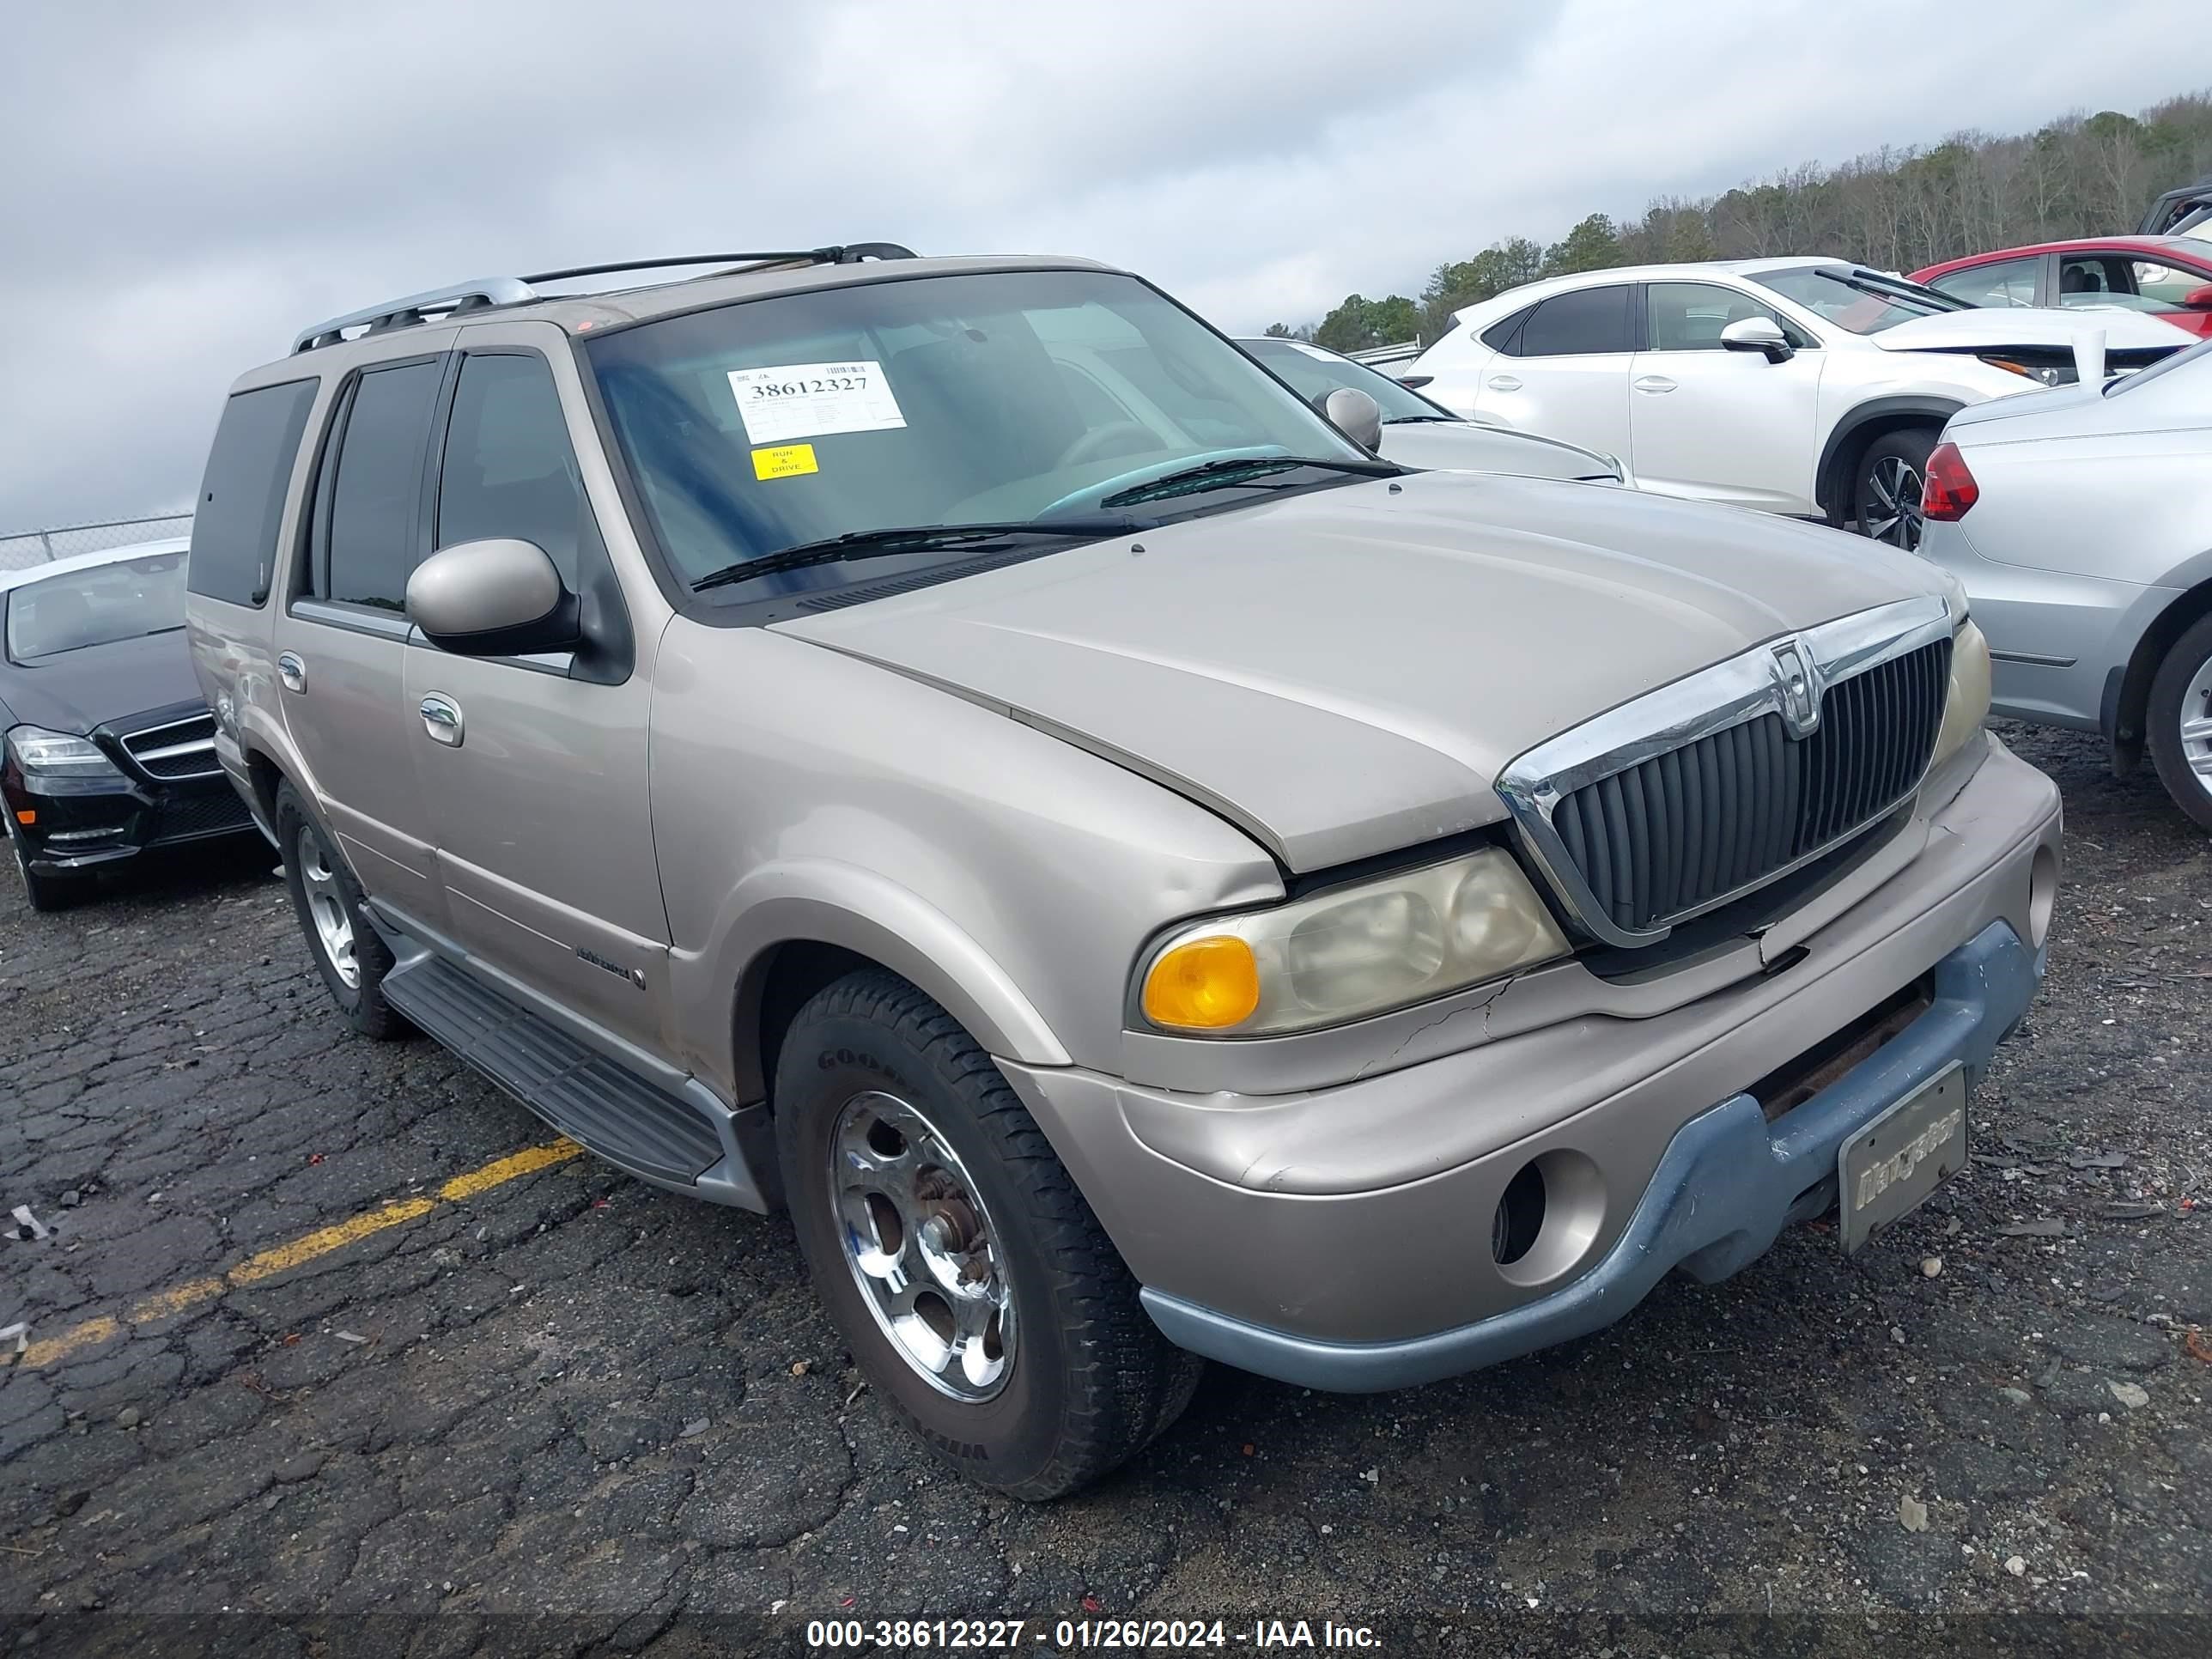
[[120, 714, 220, 780], [1498, 596, 1958, 949]]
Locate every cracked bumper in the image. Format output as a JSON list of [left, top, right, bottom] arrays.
[[998, 741, 2062, 1389]]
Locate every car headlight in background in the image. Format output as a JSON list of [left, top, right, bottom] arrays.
[[5, 726, 125, 781], [1978, 355, 2076, 387], [1139, 847, 1569, 1036], [1932, 620, 1992, 768]]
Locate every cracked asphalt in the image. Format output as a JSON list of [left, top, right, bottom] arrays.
[[2, 726, 2209, 1656]]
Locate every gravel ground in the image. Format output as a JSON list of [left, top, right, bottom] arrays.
[[0, 726, 2206, 1656]]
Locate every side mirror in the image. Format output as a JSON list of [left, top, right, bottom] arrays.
[[1720, 315, 1794, 362], [2181, 283, 2212, 310], [406, 538, 579, 657], [1322, 386, 1383, 451]]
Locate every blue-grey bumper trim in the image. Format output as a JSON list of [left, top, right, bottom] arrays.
[[1139, 919, 2043, 1393]]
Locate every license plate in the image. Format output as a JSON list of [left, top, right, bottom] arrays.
[[1838, 1062, 1969, 1254]]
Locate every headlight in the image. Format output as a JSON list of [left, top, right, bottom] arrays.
[[1932, 620, 1992, 767], [1978, 356, 2076, 387], [6, 725, 124, 780], [1138, 847, 1569, 1036]]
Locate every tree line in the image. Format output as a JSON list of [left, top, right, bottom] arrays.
[[1274, 90, 2212, 353]]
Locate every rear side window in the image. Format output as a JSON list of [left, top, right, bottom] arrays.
[[1480, 307, 1534, 355], [434, 353, 587, 590], [1516, 288, 1633, 356], [318, 360, 442, 611], [187, 379, 319, 606]]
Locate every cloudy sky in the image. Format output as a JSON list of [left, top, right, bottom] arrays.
[[3, 0, 2203, 532]]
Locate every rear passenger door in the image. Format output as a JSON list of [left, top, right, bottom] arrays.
[[274, 349, 450, 927], [1469, 284, 1635, 465], [403, 338, 669, 1050]]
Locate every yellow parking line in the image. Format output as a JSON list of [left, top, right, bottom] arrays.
[[13, 1138, 584, 1370]]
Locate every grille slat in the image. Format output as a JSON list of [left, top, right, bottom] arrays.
[[1550, 638, 1951, 936]]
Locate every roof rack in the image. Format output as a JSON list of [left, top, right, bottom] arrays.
[[290, 243, 919, 354]]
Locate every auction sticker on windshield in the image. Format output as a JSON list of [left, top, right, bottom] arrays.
[[727, 362, 906, 445]]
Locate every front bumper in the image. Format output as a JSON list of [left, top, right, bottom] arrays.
[[3, 767, 257, 874], [1000, 738, 2062, 1391]]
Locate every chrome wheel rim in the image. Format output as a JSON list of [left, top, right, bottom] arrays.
[[1863, 455, 1925, 550], [828, 1091, 1014, 1400], [296, 827, 359, 990], [2181, 653, 2212, 803]]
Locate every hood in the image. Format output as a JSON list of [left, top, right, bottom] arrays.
[[1376, 419, 1622, 483], [775, 471, 1947, 872], [0, 630, 204, 736], [1874, 307, 2191, 356]]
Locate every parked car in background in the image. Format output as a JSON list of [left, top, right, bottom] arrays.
[[2141, 174, 2212, 238], [1235, 336, 1626, 483], [1917, 336, 2212, 830], [2, 539, 260, 909], [1911, 239, 2212, 339], [191, 245, 2056, 1498], [1396, 258, 2191, 550]]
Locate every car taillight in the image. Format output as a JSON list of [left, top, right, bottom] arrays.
[[1922, 441, 1978, 521]]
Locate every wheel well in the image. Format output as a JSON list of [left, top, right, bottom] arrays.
[[739, 939, 878, 1109], [2112, 578, 2212, 769], [1819, 413, 1946, 522]]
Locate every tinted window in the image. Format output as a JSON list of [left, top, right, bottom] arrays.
[[1928, 258, 2041, 307], [435, 354, 586, 589], [1516, 287, 1632, 356], [8, 551, 189, 660], [1481, 307, 1534, 354], [187, 379, 318, 605], [323, 361, 441, 610]]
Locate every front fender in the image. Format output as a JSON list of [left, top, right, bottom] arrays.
[[672, 859, 1073, 1105]]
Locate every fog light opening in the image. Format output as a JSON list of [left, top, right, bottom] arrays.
[[1491, 1161, 1546, 1267], [2027, 845, 2058, 949], [1494, 1148, 1607, 1289]]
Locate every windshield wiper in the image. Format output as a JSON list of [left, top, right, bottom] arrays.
[[1097, 455, 1398, 509], [690, 517, 1143, 592], [1382, 414, 1455, 425]]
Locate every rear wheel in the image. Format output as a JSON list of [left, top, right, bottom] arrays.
[[1853, 428, 1937, 550], [274, 781, 406, 1038], [775, 968, 1200, 1498], [2147, 612, 2212, 833]]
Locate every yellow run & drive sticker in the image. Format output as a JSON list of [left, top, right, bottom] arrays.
[[751, 443, 819, 481]]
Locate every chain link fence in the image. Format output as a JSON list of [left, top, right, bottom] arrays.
[[0, 514, 194, 574]]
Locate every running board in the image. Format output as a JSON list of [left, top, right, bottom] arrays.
[[380, 950, 773, 1211]]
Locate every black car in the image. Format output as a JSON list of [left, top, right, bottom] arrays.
[[1, 540, 261, 909]]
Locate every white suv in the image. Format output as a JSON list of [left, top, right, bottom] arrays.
[[1398, 259, 2191, 549]]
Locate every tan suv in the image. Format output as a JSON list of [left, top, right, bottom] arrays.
[[186, 246, 2062, 1497]]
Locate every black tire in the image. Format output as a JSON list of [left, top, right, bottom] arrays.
[[775, 968, 1201, 1498], [1853, 427, 1938, 550], [2146, 611, 2212, 834], [272, 781, 407, 1039], [9, 825, 88, 913]]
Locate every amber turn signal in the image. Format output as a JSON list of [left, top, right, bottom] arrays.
[[1141, 934, 1261, 1030]]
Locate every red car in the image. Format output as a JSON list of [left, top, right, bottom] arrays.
[[1911, 237, 2212, 338]]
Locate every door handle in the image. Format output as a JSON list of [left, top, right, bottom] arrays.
[[1486, 374, 1522, 392], [419, 695, 465, 748], [1633, 375, 1678, 393], [276, 652, 306, 694]]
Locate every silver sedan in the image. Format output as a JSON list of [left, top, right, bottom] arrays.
[[1918, 337, 2212, 830]]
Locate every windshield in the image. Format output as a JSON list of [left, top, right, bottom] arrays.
[[1238, 337, 1449, 422], [5, 551, 189, 661], [2106, 331, 2212, 396], [2172, 206, 2212, 244], [585, 269, 1374, 601], [1751, 267, 1965, 334]]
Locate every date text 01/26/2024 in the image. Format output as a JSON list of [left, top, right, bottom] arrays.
[[804, 1619, 1382, 1650]]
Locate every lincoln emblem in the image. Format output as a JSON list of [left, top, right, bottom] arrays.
[[1771, 640, 1821, 738]]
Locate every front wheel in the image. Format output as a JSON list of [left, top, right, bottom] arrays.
[[273, 781, 407, 1039], [2147, 612, 2212, 833], [775, 969, 1200, 1498], [1853, 428, 1937, 550], [8, 825, 88, 914]]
